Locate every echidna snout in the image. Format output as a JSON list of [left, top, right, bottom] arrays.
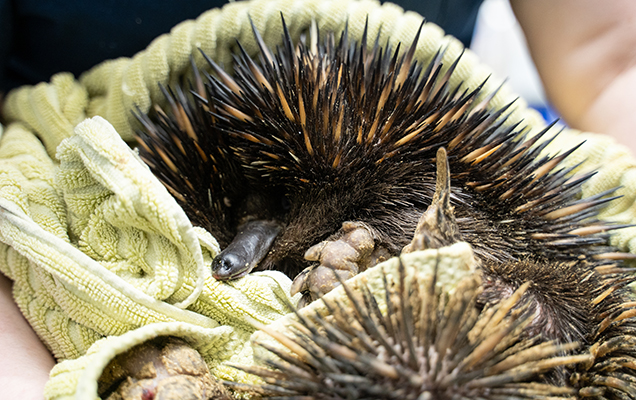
[[207, 187, 289, 279], [212, 219, 282, 280]]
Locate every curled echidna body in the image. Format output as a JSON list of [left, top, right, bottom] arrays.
[[228, 259, 580, 399], [135, 16, 636, 398], [227, 256, 636, 399]]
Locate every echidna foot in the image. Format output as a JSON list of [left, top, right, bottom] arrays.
[[100, 337, 231, 400], [291, 221, 390, 308], [403, 147, 462, 253]]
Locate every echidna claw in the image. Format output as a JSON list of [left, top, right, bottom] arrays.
[[292, 265, 357, 306], [292, 222, 390, 307], [403, 147, 462, 253]]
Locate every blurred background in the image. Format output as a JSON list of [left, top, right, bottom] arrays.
[[470, 0, 561, 124]]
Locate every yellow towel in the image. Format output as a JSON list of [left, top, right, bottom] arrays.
[[1, 0, 635, 399]]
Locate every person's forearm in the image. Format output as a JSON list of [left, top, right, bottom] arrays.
[[511, 0, 636, 153], [0, 273, 55, 399]]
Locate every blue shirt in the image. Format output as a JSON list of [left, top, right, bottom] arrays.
[[0, 0, 482, 92]]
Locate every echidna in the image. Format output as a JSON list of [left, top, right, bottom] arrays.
[[225, 258, 581, 399], [227, 254, 636, 399], [135, 16, 636, 398]]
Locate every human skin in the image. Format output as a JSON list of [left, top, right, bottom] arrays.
[[511, 0, 636, 154], [0, 273, 55, 399]]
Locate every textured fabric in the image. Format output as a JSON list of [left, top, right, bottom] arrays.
[[0, 115, 297, 353], [0, 0, 635, 399]]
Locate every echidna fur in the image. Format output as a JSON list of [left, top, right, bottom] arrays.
[[135, 17, 636, 398]]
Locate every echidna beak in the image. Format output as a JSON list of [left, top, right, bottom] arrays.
[[211, 219, 282, 280]]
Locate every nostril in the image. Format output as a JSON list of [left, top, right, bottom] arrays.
[[212, 253, 246, 279], [210, 219, 282, 281]]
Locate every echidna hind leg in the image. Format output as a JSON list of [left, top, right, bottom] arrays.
[[99, 337, 231, 400], [290, 221, 392, 308], [403, 147, 462, 253]]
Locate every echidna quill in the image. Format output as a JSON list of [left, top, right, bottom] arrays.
[[135, 15, 636, 397]]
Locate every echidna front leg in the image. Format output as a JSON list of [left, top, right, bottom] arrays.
[[403, 147, 462, 252], [290, 222, 391, 308], [291, 148, 461, 308]]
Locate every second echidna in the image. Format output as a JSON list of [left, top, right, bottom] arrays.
[[135, 16, 636, 397], [228, 255, 636, 399]]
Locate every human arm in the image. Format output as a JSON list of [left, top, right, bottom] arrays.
[[510, 0, 636, 153], [0, 273, 55, 399]]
